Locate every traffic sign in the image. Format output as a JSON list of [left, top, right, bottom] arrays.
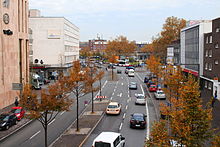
[[96, 96, 107, 99]]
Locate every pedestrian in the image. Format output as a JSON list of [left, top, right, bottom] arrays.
[[211, 90, 218, 108], [14, 97, 19, 106]]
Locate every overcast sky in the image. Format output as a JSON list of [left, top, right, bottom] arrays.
[[29, 0, 220, 43]]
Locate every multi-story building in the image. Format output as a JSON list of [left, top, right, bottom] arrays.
[[88, 37, 107, 52], [167, 40, 180, 65], [0, 0, 29, 108], [29, 9, 79, 77], [202, 18, 220, 100], [180, 20, 212, 77], [135, 43, 148, 61]]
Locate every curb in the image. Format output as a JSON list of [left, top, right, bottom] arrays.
[[78, 111, 105, 147], [0, 119, 34, 142]]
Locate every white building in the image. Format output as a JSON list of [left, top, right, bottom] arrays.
[[180, 20, 212, 76], [29, 10, 79, 76]]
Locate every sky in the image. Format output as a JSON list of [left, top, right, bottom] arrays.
[[29, 0, 220, 43]]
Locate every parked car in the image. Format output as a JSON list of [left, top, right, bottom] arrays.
[[154, 90, 166, 100], [149, 84, 157, 92], [144, 76, 151, 83], [117, 69, 122, 74], [147, 80, 155, 88], [135, 94, 146, 105], [0, 113, 17, 130], [129, 82, 137, 90], [11, 107, 25, 121], [130, 113, 146, 129], [106, 102, 121, 115], [92, 132, 125, 147]]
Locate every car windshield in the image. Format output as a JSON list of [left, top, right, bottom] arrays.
[[137, 95, 145, 99], [95, 142, 111, 147], [11, 109, 21, 113], [0, 115, 9, 121], [108, 105, 118, 108], [130, 82, 136, 85], [133, 115, 144, 121], [158, 91, 164, 94], [151, 86, 156, 88]]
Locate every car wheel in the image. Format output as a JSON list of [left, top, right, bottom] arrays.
[[5, 125, 9, 130], [15, 120, 17, 125], [123, 143, 125, 147]]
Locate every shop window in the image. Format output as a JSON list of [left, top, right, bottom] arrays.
[[205, 81, 208, 88]]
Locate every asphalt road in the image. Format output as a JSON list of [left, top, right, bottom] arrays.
[[83, 67, 160, 147], [0, 67, 109, 147]]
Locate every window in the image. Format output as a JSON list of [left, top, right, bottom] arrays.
[[215, 44, 219, 49], [208, 82, 212, 90], [205, 81, 208, 88], [214, 60, 219, 65], [205, 63, 208, 70], [210, 36, 212, 43], [205, 50, 208, 57], [206, 37, 209, 44], [216, 27, 220, 33], [209, 50, 212, 57], [209, 63, 212, 71], [113, 136, 120, 147]]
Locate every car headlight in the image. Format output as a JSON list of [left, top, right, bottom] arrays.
[[1, 122, 6, 126]]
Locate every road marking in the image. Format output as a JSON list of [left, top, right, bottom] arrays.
[[48, 119, 56, 126], [119, 93, 122, 97], [60, 111, 65, 115], [140, 84, 150, 140], [127, 99, 130, 103], [30, 131, 41, 140], [110, 97, 113, 100], [123, 113, 126, 119], [119, 123, 123, 131], [114, 89, 116, 92], [121, 83, 124, 85], [122, 77, 123, 79], [125, 105, 128, 110], [112, 92, 115, 96]]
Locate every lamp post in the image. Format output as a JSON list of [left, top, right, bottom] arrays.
[[89, 63, 95, 113]]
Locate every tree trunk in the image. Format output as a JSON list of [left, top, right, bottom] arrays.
[[44, 112, 48, 147], [76, 85, 79, 131], [112, 67, 113, 80]]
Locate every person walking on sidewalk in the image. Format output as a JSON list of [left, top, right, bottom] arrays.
[[211, 90, 218, 108], [14, 97, 19, 107]]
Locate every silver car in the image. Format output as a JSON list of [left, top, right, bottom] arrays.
[[135, 94, 146, 105]]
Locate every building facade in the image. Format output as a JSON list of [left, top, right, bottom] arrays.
[[29, 10, 79, 77], [88, 38, 107, 52], [180, 20, 212, 76], [0, 0, 29, 108], [167, 40, 180, 65], [202, 18, 220, 100]]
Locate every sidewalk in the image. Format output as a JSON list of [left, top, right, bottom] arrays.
[[51, 100, 109, 147]]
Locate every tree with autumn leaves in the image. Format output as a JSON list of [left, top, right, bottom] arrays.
[[146, 67, 214, 146], [20, 61, 104, 147]]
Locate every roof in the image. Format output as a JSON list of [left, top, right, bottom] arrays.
[[94, 132, 121, 143], [133, 113, 144, 116], [109, 102, 119, 105]]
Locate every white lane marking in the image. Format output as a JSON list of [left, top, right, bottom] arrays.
[[114, 89, 116, 92], [30, 131, 41, 140], [119, 93, 122, 97], [48, 119, 56, 126], [110, 97, 113, 100], [112, 92, 115, 96], [127, 99, 129, 103], [125, 105, 128, 110], [119, 123, 123, 130], [140, 84, 150, 140], [60, 111, 65, 115], [122, 77, 123, 79], [123, 113, 126, 119], [121, 83, 124, 86]]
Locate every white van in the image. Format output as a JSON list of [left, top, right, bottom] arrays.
[[92, 132, 125, 147], [128, 69, 135, 77]]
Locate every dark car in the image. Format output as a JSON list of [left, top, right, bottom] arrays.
[[125, 66, 135, 74], [144, 76, 150, 83], [130, 113, 146, 129], [11, 107, 25, 121], [129, 82, 137, 90], [117, 69, 122, 74], [0, 113, 17, 130]]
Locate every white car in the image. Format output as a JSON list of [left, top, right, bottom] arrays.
[[135, 94, 146, 105], [106, 102, 121, 115], [128, 69, 135, 77], [154, 90, 166, 99]]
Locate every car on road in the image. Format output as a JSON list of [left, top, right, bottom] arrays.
[[129, 82, 137, 90], [125, 66, 134, 74], [144, 76, 150, 83], [128, 69, 135, 77], [130, 113, 146, 129], [0, 113, 17, 130], [149, 84, 157, 92], [147, 80, 155, 88], [117, 69, 122, 74], [106, 102, 121, 115], [92, 132, 125, 147], [11, 107, 25, 121], [154, 90, 166, 100], [135, 94, 146, 105]]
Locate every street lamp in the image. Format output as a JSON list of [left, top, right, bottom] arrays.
[[89, 63, 95, 113]]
